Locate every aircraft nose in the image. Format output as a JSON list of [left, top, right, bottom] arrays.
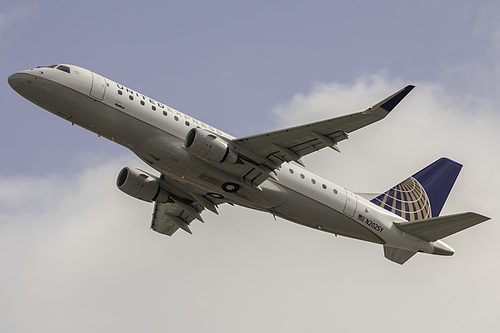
[[8, 71, 42, 100], [8, 73, 22, 89], [8, 72, 31, 94]]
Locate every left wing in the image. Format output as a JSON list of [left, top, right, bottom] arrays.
[[151, 175, 224, 236], [151, 200, 202, 235], [233, 85, 415, 170]]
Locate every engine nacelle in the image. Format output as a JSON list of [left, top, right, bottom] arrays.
[[116, 167, 169, 203], [184, 128, 238, 164]]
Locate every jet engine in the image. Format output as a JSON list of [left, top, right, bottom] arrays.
[[116, 167, 169, 203], [184, 128, 238, 164]]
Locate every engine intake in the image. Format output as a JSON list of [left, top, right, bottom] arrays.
[[184, 128, 238, 164], [116, 167, 169, 203]]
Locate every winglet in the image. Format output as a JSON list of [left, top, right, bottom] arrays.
[[376, 85, 415, 112]]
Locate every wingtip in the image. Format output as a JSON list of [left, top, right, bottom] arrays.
[[379, 85, 415, 112]]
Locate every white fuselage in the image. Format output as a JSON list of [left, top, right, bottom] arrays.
[[8, 64, 445, 255]]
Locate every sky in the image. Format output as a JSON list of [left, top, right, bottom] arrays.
[[1, 1, 500, 332]]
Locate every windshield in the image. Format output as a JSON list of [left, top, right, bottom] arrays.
[[36, 64, 71, 73]]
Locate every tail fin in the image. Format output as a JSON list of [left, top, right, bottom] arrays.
[[371, 158, 462, 221]]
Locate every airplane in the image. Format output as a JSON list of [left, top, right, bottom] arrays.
[[8, 64, 490, 264]]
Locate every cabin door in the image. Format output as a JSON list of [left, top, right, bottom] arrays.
[[90, 72, 106, 100]]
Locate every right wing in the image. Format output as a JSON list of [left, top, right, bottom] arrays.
[[234, 85, 415, 167], [180, 86, 414, 188], [227, 85, 415, 186]]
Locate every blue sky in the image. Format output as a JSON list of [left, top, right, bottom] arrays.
[[2, 1, 500, 332]]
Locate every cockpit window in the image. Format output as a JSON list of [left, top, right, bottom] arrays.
[[57, 65, 71, 73], [37, 65, 58, 68]]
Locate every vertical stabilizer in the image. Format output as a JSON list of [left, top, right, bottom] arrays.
[[371, 158, 462, 221]]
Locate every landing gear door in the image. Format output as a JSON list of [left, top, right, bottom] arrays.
[[90, 72, 106, 100]]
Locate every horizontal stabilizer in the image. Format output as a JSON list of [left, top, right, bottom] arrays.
[[383, 245, 416, 265], [394, 212, 490, 242]]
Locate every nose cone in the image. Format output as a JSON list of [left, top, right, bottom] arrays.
[[8, 72, 34, 98], [8, 70, 51, 106], [8, 73, 24, 91]]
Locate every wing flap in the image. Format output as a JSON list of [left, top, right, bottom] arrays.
[[151, 198, 207, 236], [151, 202, 181, 236], [394, 212, 490, 242]]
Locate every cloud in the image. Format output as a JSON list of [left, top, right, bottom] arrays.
[[2, 75, 499, 332], [4, 2, 500, 331], [0, 74, 500, 332], [270, 74, 500, 329], [271, 73, 500, 233], [273, 74, 499, 211]]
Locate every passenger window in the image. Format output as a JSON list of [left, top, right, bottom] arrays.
[[163, 111, 168, 116], [333, 189, 338, 194], [185, 121, 190, 126], [311, 179, 316, 184], [174, 116, 179, 121], [300, 174, 305, 179], [57, 65, 70, 73], [129, 95, 134, 101], [289, 169, 294, 174], [322, 184, 327, 189], [118, 90, 123, 95], [152, 105, 156, 111], [140, 100, 145, 106]]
